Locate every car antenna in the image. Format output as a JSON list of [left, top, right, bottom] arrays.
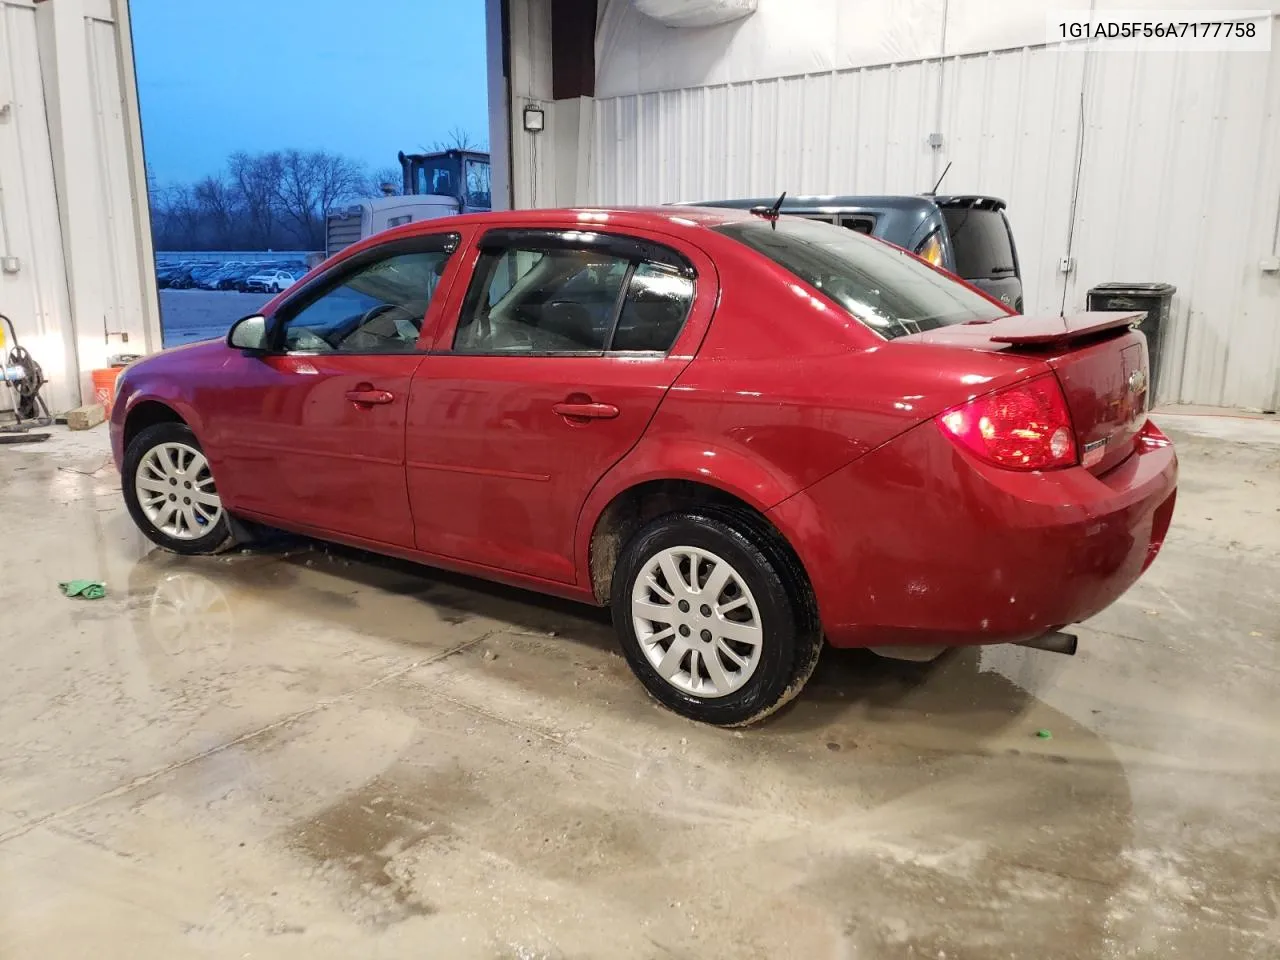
[[925, 162, 952, 197], [749, 191, 787, 229]]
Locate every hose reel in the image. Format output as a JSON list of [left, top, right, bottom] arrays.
[[1, 313, 53, 443]]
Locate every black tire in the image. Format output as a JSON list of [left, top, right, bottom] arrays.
[[122, 422, 235, 556], [610, 507, 822, 726]]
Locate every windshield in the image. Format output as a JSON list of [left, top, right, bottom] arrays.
[[714, 217, 1007, 338]]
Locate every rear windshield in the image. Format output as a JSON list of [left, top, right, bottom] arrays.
[[940, 206, 1016, 281], [714, 217, 1007, 339]]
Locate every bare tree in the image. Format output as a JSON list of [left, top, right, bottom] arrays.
[[194, 173, 238, 247], [167, 184, 203, 248], [151, 148, 376, 251], [367, 166, 404, 197], [428, 125, 487, 153], [276, 149, 366, 248], [313, 151, 366, 228], [229, 151, 283, 248]]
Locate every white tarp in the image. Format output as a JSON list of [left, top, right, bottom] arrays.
[[632, 0, 758, 28]]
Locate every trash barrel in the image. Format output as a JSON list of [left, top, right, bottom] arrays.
[[1086, 282, 1176, 402]]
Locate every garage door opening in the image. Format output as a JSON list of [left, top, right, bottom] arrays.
[[130, 0, 491, 347]]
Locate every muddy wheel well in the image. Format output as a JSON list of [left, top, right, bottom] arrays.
[[124, 401, 186, 450], [587, 479, 810, 605]]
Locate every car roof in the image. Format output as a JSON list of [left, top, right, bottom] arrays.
[[385, 205, 758, 237], [684, 194, 1007, 213]]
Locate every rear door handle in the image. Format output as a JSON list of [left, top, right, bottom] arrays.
[[552, 401, 619, 421], [346, 387, 395, 406]]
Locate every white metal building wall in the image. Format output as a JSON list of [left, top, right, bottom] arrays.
[[0, 0, 74, 409], [0, 0, 156, 415], [590, 13, 1280, 410], [84, 12, 153, 370]]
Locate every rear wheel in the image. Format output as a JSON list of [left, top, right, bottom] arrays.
[[122, 422, 234, 555], [611, 509, 822, 726]]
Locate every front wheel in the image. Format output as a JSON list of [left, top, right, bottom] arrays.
[[610, 509, 822, 726], [122, 422, 234, 555]]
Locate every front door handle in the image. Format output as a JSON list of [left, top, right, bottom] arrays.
[[552, 400, 619, 421], [346, 387, 395, 406]]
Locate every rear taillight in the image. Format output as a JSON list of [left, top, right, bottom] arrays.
[[936, 374, 1077, 470]]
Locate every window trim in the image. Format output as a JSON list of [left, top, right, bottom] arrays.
[[476, 228, 695, 277], [446, 229, 696, 358], [267, 232, 459, 356]]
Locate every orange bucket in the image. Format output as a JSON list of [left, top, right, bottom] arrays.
[[92, 367, 122, 415]]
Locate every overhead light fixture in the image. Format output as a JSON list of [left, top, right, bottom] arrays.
[[523, 105, 545, 133]]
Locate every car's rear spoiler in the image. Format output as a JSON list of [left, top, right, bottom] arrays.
[[900, 312, 1144, 350], [932, 195, 1007, 211], [986, 311, 1144, 346]]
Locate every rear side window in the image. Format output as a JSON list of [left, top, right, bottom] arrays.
[[941, 207, 1016, 281], [612, 263, 695, 352], [714, 217, 1006, 339], [456, 248, 628, 353], [453, 231, 695, 355]]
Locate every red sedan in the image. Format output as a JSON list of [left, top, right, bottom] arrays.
[[112, 207, 1177, 725]]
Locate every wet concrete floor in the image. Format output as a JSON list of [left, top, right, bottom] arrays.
[[0, 413, 1277, 959]]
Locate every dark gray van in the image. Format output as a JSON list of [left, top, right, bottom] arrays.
[[686, 194, 1023, 313]]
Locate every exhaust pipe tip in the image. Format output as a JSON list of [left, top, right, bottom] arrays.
[[1018, 630, 1078, 656]]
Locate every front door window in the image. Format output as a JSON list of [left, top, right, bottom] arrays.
[[280, 246, 453, 354]]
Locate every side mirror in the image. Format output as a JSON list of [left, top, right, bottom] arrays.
[[227, 314, 269, 353]]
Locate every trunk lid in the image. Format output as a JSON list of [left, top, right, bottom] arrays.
[[906, 311, 1151, 474]]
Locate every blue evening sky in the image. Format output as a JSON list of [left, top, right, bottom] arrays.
[[131, 0, 489, 185]]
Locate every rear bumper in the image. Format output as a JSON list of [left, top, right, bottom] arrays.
[[768, 418, 1178, 648]]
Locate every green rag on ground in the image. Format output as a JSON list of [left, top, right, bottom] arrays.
[[59, 579, 106, 600]]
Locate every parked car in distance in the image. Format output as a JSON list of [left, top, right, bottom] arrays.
[[243, 269, 300, 294], [686, 194, 1024, 312], [232, 264, 269, 291], [165, 264, 216, 290], [198, 262, 247, 291], [112, 207, 1176, 726], [155, 265, 184, 289]]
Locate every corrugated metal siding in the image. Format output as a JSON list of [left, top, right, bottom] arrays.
[[593, 31, 1280, 409], [0, 0, 74, 412]]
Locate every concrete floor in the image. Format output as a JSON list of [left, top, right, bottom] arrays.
[[1, 413, 1277, 960]]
